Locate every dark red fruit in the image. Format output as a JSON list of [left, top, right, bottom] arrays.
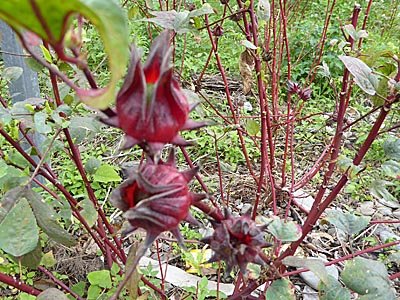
[[102, 31, 205, 155], [202, 210, 271, 274], [110, 150, 205, 248]]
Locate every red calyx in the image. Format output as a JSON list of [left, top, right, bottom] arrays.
[[102, 31, 206, 156], [110, 149, 205, 248], [202, 209, 271, 274]]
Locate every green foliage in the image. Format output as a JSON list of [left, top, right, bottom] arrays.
[[268, 218, 302, 242], [265, 279, 295, 300], [341, 257, 396, 300], [325, 210, 370, 236], [183, 276, 227, 300], [0, 0, 130, 108]]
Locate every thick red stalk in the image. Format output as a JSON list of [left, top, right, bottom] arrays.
[[0, 272, 41, 296], [44, 43, 127, 263], [247, 0, 277, 217]]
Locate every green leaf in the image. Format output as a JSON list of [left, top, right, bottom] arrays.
[[14, 241, 43, 269], [26, 189, 76, 247], [266, 279, 295, 299], [40, 45, 53, 63], [383, 138, 400, 160], [87, 284, 102, 300], [268, 218, 302, 242], [198, 276, 208, 290], [339, 56, 378, 95], [34, 112, 52, 134], [111, 262, 120, 276], [0, 197, 39, 257], [147, 4, 213, 34], [246, 120, 260, 136], [71, 282, 86, 297], [282, 256, 328, 284], [85, 157, 101, 175], [88, 270, 112, 289], [381, 160, 400, 178], [341, 257, 395, 300], [40, 251, 57, 268], [3, 66, 23, 82], [37, 288, 69, 300], [93, 164, 121, 183], [325, 210, 370, 236], [79, 198, 97, 228], [0, 107, 12, 125], [319, 275, 351, 300], [0, 0, 130, 109], [0, 186, 26, 223], [189, 3, 214, 17], [240, 40, 257, 50], [0, 165, 28, 192], [69, 116, 101, 143], [370, 180, 397, 203]]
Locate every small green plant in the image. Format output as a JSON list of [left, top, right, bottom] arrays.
[[183, 276, 227, 300]]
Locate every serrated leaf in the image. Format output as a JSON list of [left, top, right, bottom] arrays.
[[173, 11, 191, 33], [246, 120, 260, 136], [79, 198, 97, 228], [0, 0, 130, 109], [0, 197, 39, 257], [381, 160, 400, 178], [266, 279, 295, 299], [341, 257, 396, 300], [189, 3, 214, 17], [268, 218, 302, 242], [383, 138, 400, 160], [34, 112, 52, 134], [3, 66, 23, 82], [282, 256, 328, 284], [319, 275, 351, 300], [240, 40, 257, 50], [339, 55, 378, 95], [69, 116, 101, 143], [325, 210, 370, 236], [87, 270, 112, 289], [93, 164, 121, 183], [37, 288, 69, 300], [147, 4, 213, 34], [26, 189, 76, 247], [370, 180, 397, 203]]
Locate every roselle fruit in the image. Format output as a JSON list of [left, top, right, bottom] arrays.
[[287, 80, 312, 101], [202, 210, 271, 274], [110, 150, 205, 248], [103, 31, 205, 155]]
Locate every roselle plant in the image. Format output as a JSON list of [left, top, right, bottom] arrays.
[[0, 0, 399, 299]]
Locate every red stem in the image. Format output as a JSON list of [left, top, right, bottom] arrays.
[[0, 272, 41, 296], [38, 266, 83, 299]]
